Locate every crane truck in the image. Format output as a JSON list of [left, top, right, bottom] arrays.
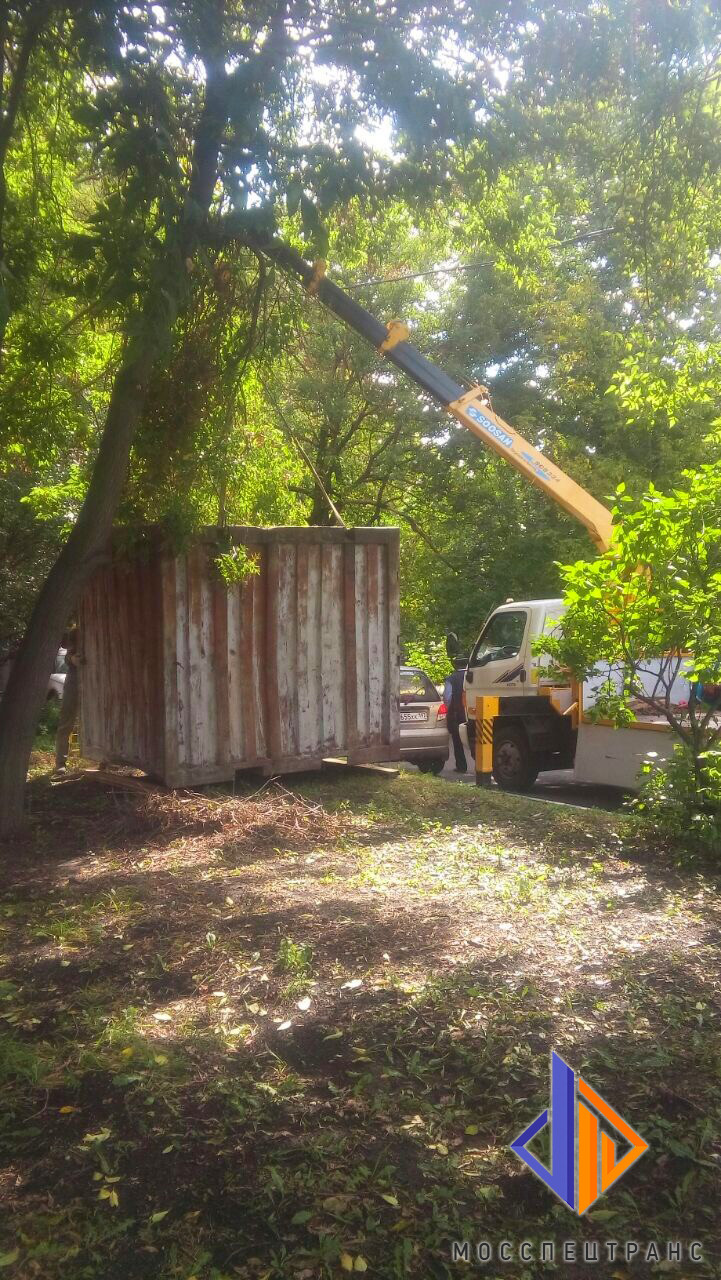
[[253, 236, 682, 792]]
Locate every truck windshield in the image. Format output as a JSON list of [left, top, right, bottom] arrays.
[[470, 610, 528, 667]]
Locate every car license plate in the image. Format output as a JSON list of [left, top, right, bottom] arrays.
[[400, 710, 428, 723]]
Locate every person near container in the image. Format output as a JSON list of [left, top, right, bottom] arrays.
[[443, 658, 468, 773], [55, 624, 80, 772]]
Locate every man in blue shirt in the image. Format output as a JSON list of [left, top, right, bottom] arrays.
[[443, 659, 468, 773]]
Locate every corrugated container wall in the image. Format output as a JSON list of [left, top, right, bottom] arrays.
[[79, 527, 400, 786]]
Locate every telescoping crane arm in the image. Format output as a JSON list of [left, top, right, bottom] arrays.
[[255, 237, 614, 553]]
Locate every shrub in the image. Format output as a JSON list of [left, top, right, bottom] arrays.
[[634, 743, 721, 857], [35, 696, 61, 752], [540, 465, 721, 828]]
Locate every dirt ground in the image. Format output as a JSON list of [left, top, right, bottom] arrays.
[[1, 762, 720, 1279]]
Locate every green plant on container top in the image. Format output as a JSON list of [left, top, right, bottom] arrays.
[[214, 543, 261, 586]]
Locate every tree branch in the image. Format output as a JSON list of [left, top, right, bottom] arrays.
[[385, 504, 458, 571]]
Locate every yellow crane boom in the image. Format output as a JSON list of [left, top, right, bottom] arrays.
[[446, 386, 613, 552], [253, 237, 614, 552]]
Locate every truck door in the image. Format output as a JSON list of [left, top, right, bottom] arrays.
[[464, 608, 530, 719]]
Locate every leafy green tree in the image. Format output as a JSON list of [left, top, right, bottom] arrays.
[[0, 472, 65, 656], [543, 466, 721, 821], [392, 0, 721, 656], [3, 0, 721, 836], [0, 0, 519, 832], [264, 207, 452, 527], [122, 245, 306, 529]]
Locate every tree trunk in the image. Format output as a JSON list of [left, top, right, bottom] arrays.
[[0, 349, 156, 835], [0, 33, 230, 837], [309, 478, 336, 525]]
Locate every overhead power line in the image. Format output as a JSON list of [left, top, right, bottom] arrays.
[[342, 228, 614, 290], [344, 259, 495, 288]]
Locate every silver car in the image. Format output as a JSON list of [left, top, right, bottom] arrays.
[[399, 665, 449, 774], [48, 649, 68, 700], [0, 648, 67, 701]]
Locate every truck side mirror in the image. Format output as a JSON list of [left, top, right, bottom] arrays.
[[445, 631, 460, 660]]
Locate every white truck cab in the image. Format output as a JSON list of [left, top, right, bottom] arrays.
[[464, 598, 576, 790], [464, 597, 677, 792], [464, 598, 564, 706]]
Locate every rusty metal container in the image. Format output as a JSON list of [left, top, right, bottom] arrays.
[[79, 526, 400, 786]]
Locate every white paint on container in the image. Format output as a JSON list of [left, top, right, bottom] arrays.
[[80, 526, 400, 787]]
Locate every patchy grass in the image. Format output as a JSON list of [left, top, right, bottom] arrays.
[[31, 698, 61, 757], [0, 767, 720, 1279]]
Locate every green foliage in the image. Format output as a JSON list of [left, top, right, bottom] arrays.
[[543, 466, 721, 824], [402, 638, 452, 684], [546, 466, 721, 691], [213, 545, 260, 587], [0, 474, 67, 653], [635, 745, 721, 858], [315, 0, 721, 651], [4, 0, 721, 697], [275, 937, 313, 977], [0, 0, 503, 647], [34, 698, 61, 754]]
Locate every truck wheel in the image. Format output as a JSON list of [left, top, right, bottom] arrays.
[[418, 759, 445, 775], [492, 726, 539, 791]]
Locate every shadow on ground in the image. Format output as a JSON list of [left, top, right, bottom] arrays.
[[0, 770, 720, 1279]]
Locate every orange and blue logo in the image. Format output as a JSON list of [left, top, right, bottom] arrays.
[[511, 1051, 648, 1214]]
